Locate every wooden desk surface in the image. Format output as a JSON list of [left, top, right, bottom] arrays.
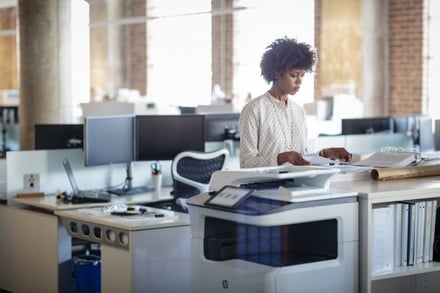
[[55, 204, 189, 231], [13, 186, 173, 212]]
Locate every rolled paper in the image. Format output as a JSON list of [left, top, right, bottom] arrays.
[[370, 164, 440, 181]]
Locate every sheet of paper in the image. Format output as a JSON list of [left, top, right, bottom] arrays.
[[303, 155, 341, 166]]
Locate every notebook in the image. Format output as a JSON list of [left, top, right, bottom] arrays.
[[62, 158, 111, 202]]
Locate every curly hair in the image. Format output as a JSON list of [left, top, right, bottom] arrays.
[[260, 37, 316, 83]]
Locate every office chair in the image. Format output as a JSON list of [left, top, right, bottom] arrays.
[[171, 148, 229, 212]]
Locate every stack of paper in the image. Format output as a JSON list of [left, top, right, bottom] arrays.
[[353, 151, 416, 168]]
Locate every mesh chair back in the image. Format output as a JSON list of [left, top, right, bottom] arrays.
[[172, 149, 229, 211]]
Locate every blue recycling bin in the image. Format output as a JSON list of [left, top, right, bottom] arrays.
[[73, 255, 101, 293]]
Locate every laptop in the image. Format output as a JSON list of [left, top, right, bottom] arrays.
[[62, 158, 111, 203]]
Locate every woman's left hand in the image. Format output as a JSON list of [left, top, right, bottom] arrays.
[[320, 148, 352, 162]]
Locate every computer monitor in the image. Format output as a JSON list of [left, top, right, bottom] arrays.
[[435, 119, 440, 151], [341, 117, 393, 135], [204, 113, 240, 141], [84, 115, 147, 195], [417, 116, 435, 152], [392, 115, 412, 134], [34, 124, 83, 150], [392, 115, 435, 152], [84, 115, 135, 166], [136, 115, 205, 161]]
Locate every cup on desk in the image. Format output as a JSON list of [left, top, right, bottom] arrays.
[[151, 173, 162, 194], [150, 162, 162, 194], [150, 162, 162, 193]]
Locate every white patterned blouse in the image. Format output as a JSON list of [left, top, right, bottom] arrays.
[[239, 91, 307, 168]]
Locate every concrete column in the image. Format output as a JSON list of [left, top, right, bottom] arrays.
[[362, 0, 389, 116], [18, 0, 74, 150]]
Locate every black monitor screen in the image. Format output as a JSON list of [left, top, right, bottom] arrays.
[[341, 117, 393, 135], [136, 115, 205, 161], [35, 124, 83, 149], [84, 115, 135, 166], [204, 113, 240, 141]]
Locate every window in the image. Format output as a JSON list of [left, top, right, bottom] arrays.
[[0, 2, 18, 96], [234, 0, 315, 108], [87, 0, 314, 110], [147, 0, 211, 107], [427, 0, 440, 119]]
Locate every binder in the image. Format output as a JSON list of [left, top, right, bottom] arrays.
[[401, 203, 409, 266], [393, 203, 403, 266], [429, 201, 438, 261], [372, 205, 394, 272], [423, 200, 433, 263], [407, 202, 416, 266], [415, 201, 426, 264], [433, 204, 440, 261]]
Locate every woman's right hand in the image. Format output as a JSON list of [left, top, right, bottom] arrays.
[[277, 151, 311, 166]]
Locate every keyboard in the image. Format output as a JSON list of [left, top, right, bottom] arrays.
[[108, 186, 154, 196], [71, 191, 112, 204]]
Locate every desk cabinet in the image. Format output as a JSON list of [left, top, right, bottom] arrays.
[[0, 205, 71, 293], [56, 206, 191, 293], [332, 177, 440, 293], [100, 226, 191, 293], [4, 190, 175, 292]]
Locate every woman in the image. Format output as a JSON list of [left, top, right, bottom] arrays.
[[239, 37, 351, 168]]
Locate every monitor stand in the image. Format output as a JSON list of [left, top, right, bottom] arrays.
[[107, 162, 154, 196]]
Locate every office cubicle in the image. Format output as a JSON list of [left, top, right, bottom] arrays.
[[340, 115, 435, 153], [308, 133, 413, 156]]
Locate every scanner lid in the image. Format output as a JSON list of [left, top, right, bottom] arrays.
[[209, 165, 340, 193]]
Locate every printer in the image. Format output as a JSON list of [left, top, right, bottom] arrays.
[[187, 165, 358, 293]]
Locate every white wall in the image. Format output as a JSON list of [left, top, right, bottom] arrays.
[[5, 148, 173, 204]]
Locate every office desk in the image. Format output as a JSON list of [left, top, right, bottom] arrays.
[[0, 189, 176, 293], [56, 206, 191, 293], [13, 189, 173, 211], [0, 203, 71, 293]]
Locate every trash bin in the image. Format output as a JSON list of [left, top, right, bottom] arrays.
[[73, 254, 101, 293]]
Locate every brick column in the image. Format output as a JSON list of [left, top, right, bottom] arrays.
[[388, 0, 426, 115], [211, 0, 234, 100]]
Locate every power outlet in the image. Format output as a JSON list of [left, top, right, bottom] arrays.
[[23, 173, 40, 192]]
